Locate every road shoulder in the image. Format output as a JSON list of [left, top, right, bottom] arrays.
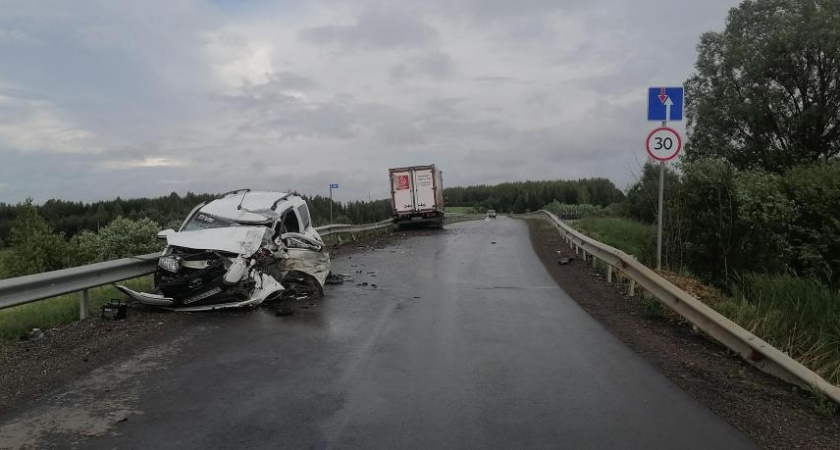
[[524, 217, 840, 450]]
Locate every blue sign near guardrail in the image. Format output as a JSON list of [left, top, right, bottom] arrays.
[[330, 183, 339, 189], [648, 87, 684, 121]]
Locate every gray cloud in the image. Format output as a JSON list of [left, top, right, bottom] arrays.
[[217, 72, 319, 111], [299, 7, 436, 49], [0, 0, 743, 204], [0, 26, 40, 45], [390, 52, 453, 81]]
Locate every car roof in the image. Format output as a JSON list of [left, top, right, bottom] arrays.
[[200, 191, 301, 223]]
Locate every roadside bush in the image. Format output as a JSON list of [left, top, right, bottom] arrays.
[[629, 159, 840, 287], [784, 162, 840, 284], [68, 217, 164, 265], [2, 199, 70, 277], [98, 217, 163, 260], [733, 171, 793, 273], [679, 159, 743, 284], [68, 230, 101, 267]]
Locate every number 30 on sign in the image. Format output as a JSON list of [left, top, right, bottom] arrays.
[[645, 127, 682, 162]]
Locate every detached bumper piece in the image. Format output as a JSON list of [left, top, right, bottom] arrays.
[[114, 283, 275, 312], [114, 285, 175, 307]]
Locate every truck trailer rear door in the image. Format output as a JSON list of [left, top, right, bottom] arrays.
[[412, 168, 436, 212]]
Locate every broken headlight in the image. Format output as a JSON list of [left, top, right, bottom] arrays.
[[158, 256, 181, 273]]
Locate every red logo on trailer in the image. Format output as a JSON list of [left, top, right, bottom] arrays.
[[396, 175, 410, 190]]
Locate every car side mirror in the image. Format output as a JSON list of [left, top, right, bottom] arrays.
[[157, 229, 176, 240]]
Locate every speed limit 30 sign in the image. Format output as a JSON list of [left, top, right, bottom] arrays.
[[645, 127, 682, 161]]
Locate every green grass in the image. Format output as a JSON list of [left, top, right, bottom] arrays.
[[571, 217, 656, 266], [0, 275, 152, 343], [717, 274, 840, 386], [446, 206, 478, 214]]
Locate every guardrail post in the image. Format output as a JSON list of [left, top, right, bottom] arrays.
[[606, 265, 613, 283], [628, 278, 636, 296], [582, 250, 587, 261], [79, 289, 90, 320], [592, 255, 597, 269], [575, 245, 579, 255]]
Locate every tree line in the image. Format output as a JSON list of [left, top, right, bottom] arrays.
[[0, 192, 217, 247], [0, 177, 624, 248], [0, 193, 395, 278], [0, 192, 395, 248], [444, 178, 624, 213]]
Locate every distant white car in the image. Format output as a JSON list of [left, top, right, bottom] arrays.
[[116, 190, 330, 311], [487, 209, 497, 219]]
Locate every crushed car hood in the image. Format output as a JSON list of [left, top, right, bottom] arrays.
[[166, 226, 271, 256]]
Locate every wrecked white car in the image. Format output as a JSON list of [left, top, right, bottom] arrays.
[[115, 189, 330, 311]]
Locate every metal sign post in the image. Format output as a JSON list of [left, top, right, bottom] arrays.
[[647, 87, 684, 270], [329, 183, 339, 223], [657, 124, 665, 271]]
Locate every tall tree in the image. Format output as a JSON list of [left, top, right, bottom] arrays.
[[685, 0, 840, 172]]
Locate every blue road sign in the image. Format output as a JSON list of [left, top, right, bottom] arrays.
[[648, 87, 684, 121], [330, 183, 339, 189]]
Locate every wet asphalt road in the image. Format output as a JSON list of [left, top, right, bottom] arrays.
[[2, 217, 754, 449]]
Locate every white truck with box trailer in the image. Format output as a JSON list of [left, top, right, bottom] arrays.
[[389, 165, 445, 229]]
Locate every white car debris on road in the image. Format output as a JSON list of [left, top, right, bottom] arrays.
[[115, 189, 330, 311]]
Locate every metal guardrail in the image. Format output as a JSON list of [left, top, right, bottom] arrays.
[[0, 253, 161, 315], [0, 220, 396, 318], [316, 219, 395, 237], [534, 210, 840, 403]]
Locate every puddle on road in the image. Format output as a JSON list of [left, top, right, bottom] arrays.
[[0, 331, 196, 449]]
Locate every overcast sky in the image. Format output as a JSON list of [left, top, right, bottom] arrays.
[[0, 0, 741, 204]]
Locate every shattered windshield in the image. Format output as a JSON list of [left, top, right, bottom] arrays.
[[181, 212, 242, 231]]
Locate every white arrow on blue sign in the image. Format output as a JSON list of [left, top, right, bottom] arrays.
[[330, 183, 339, 189], [648, 87, 684, 121]]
